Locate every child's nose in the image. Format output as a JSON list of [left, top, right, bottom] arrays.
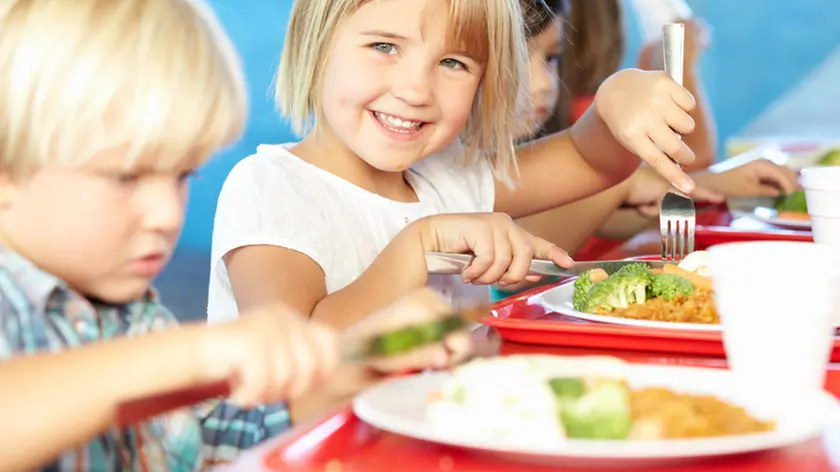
[[141, 181, 185, 235], [391, 70, 433, 106]]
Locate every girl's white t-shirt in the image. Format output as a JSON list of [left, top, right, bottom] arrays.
[[206, 142, 496, 323]]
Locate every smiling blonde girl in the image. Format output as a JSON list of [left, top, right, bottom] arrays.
[[209, 0, 699, 329]]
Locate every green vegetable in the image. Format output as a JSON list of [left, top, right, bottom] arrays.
[[575, 268, 653, 313], [613, 262, 651, 277], [817, 148, 840, 166], [548, 377, 586, 400], [775, 189, 807, 213], [572, 272, 595, 311], [649, 273, 694, 301], [559, 380, 633, 439], [368, 316, 464, 356]]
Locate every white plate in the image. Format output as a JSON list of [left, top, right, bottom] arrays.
[[539, 274, 840, 331], [539, 280, 721, 332], [353, 358, 838, 469], [730, 207, 811, 230], [727, 196, 811, 230]]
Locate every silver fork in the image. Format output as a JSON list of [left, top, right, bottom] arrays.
[[659, 23, 695, 262]]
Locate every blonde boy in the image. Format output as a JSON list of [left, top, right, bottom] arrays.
[[0, 0, 374, 470], [0, 0, 309, 469]]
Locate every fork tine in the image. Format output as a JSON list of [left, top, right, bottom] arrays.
[[676, 220, 682, 261], [660, 215, 668, 261], [687, 219, 695, 254], [669, 220, 677, 262]]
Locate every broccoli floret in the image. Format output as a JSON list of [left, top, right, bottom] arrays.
[[559, 380, 632, 439], [613, 263, 651, 277], [572, 272, 595, 311], [650, 273, 695, 301], [579, 270, 652, 313], [817, 148, 840, 166], [775, 189, 807, 213]]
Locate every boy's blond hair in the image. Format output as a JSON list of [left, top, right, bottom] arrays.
[[0, 0, 247, 176], [276, 0, 528, 185]]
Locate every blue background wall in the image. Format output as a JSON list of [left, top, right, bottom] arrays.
[[178, 0, 840, 253]]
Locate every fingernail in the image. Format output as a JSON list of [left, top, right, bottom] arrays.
[[497, 281, 508, 287]]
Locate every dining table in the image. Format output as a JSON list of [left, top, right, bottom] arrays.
[[219, 227, 839, 472]]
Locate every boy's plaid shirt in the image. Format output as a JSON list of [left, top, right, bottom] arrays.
[[0, 248, 291, 471]]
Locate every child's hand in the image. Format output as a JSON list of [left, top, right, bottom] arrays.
[[289, 289, 474, 423], [625, 167, 724, 218], [418, 212, 574, 285], [595, 68, 697, 192], [344, 288, 472, 373], [203, 304, 340, 407], [694, 159, 799, 197]]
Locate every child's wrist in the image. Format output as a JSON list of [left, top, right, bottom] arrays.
[[191, 323, 242, 387]]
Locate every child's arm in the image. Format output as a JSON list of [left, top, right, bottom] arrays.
[[225, 213, 571, 329], [0, 304, 337, 472], [515, 178, 631, 257], [0, 325, 218, 471], [224, 222, 429, 329], [496, 69, 697, 220]]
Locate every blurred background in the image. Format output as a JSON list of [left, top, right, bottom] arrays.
[[159, 0, 840, 320]]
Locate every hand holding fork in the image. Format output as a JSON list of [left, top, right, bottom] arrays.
[[659, 23, 696, 262]]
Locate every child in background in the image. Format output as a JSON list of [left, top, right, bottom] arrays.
[[519, 0, 797, 248], [0, 1, 468, 470], [493, 0, 798, 298], [209, 0, 702, 330]]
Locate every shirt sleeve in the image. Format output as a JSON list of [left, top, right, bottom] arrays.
[[194, 399, 292, 464], [210, 153, 332, 273]]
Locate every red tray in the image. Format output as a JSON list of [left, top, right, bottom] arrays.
[[480, 261, 840, 362], [694, 208, 812, 249], [226, 364, 840, 472]]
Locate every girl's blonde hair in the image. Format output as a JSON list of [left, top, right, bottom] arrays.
[[0, 0, 247, 176], [276, 0, 528, 185]]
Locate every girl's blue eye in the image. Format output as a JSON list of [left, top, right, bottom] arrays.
[[371, 43, 397, 54], [440, 58, 467, 70]]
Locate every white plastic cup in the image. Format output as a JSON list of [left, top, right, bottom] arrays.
[[708, 241, 840, 405], [801, 166, 840, 246]]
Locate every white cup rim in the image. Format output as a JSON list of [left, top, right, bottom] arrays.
[[801, 166, 840, 191]]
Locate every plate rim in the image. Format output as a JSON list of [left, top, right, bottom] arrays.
[[730, 207, 811, 230]]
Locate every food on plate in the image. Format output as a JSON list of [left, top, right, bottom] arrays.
[[425, 355, 567, 447], [817, 148, 840, 166], [427, 356, 774, 444], [774, 189, 810, 221], [571, 251, 719, 324]]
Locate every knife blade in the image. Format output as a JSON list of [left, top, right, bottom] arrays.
[[425, 252, 669, 278]]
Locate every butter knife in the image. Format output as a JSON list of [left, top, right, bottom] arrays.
[[425, 252, 668, 278]]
